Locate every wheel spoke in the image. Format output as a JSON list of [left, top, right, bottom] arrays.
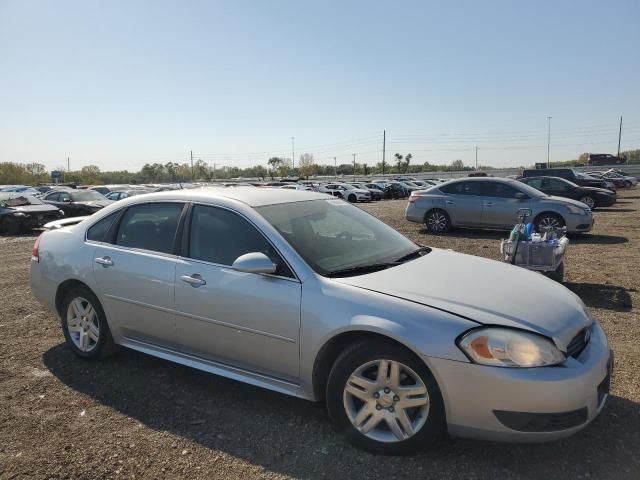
[[399, 395, 429, 409], [79, 330, 89, 351], [84, 304, 95, 320], [347, 373, 376, 393], [389, 361, 400, 389], [352, 404, 374, 427], [88, 323, 99, 343], [395, 409, 415, 438], [345, 382, 370, 402], [376, 360, 390, 384], [358, 411, 383, 434]]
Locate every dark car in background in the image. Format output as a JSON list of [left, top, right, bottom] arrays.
[[522, 168, 613, 191], [518, 176, 615, 210], [349, 182, 383, 200], [42, 189, 113, 217], [0, 194, 64, 235]]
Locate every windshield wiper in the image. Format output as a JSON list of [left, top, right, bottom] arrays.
[[394, 246, 431, 263], [326, 262, 401, 278]]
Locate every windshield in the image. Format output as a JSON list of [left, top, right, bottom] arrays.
[[70, 191, 107, 201], [256, 199, 420, 276], [513, 181, 547, 198]]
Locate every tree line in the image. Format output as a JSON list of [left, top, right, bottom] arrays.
[[2, 149, 638, 186]]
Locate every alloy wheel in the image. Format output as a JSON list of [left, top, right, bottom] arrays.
[[427, 212, 448, 232], [579, 196, 595, 209], [66, 297, 100, 352], [538, 216, 561, 229], [343, 359, 430, 443]]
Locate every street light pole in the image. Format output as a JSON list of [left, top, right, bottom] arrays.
[[291, 137, 295, 172], [334, 157, 337, 179], [546, 116, 552, 168]]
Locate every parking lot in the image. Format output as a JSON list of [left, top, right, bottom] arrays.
[[0, 190, 638, 480]]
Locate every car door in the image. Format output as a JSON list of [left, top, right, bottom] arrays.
[[545, 178, 575, 199], [174, 204, 301, 381], [91, 202, 185, 348], [479, 182, 531, 228], [43, 192, 63, 211], [440, 181, 484, 226]]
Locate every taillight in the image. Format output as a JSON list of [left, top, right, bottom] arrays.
[[32, 235, 41, 262], [408, 194, 418, 203]]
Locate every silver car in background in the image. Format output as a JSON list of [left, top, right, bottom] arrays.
[[30, 188, 611, 454], [406, 177, 594, 233]]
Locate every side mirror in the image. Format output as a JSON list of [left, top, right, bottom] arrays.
[[231, 252, 276, 275], [515, 192, 527, 200], [63, 198, 72, 203]]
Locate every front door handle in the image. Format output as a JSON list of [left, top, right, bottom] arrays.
[[180, 274, 206, 287], [445, 200, 455, 205], [94, 256, 113, 267], [484, 202, 494, 207]]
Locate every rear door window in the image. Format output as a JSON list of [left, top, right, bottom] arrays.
[[440, 181, 482, 195], [116, 203, 184, 254], [482, 182, 521, 198], [87, 211, 120, 243]]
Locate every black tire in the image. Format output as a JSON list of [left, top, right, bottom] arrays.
[[424, 209, 451, 233], [348, 194, 357, 203], [326, 340, 445, 455], [59, 285, 119, 360], [534, 212, 565, 233], [624, 180, 632, 188], [1, 216, 20, 236], [578, 195, 596, 210]]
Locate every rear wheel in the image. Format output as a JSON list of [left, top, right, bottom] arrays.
[[326, 341, 445, 455], [348, 194, 357, 203], [424, 209, 451, 233], [578, 195, 596, 210], [624, 180, 632, 188], [535, 212, 565, 233], [60, 286, 118, 360]]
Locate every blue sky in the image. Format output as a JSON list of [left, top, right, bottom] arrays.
[[1, 0, 639, 172]]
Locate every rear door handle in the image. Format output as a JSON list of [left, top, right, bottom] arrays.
[[445, 200, 455, 205], [94, 256, 113, 267], [484, 202, 493, 206], [180, 274, 206, 287]]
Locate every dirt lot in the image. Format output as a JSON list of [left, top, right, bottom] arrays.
[[1, 190, 639, 480]]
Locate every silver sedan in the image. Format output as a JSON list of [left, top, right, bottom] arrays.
[[405, 177, 594, 234], [30, 188, 611, 454]]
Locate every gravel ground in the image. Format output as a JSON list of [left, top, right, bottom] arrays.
[[1, 190, 639, 480]]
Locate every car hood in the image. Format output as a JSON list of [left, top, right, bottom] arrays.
[[541, 195, 592, 209], [75, 200, 112, 207], [334, 248, 592, 349], [581, 186, 615, 195], [4, 204, 60, 213]]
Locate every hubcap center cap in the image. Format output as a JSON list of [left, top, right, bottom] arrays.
[[377, 390, 395, 408]]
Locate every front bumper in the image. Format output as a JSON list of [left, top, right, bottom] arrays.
[[429, 321, 612, 442]]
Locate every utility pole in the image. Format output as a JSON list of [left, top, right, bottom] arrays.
[[617, 116, 623, 157], [546, 116, 552, 168], [475, 146, 478, 170], [213, 163, 216, 180], [352, 153, 357, 178], [190, 150, 194, 180], [291, 137, 295, 172], [382, 130, 386, 177], [67, 157, 70, 172], [334, 157, 337, 179]]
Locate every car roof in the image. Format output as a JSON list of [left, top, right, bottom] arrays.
[[442, 177, 518, 184], [115, 186, 329, 207]]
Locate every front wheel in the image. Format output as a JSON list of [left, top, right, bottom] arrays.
[[348, 194, 357, 203], [535, 212, 565, 233], [1, 216, 20, 235], [326, 341, 445, 455], [578, 195, 596, 210]]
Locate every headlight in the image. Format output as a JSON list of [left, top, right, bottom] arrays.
[[565, 204, 588, 215], [457, 327, 565, 368], [58, 210, 65, 216]]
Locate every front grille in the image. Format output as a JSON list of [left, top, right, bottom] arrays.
[[566, 325, 592, 358], [494, 408, 588, 432]]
